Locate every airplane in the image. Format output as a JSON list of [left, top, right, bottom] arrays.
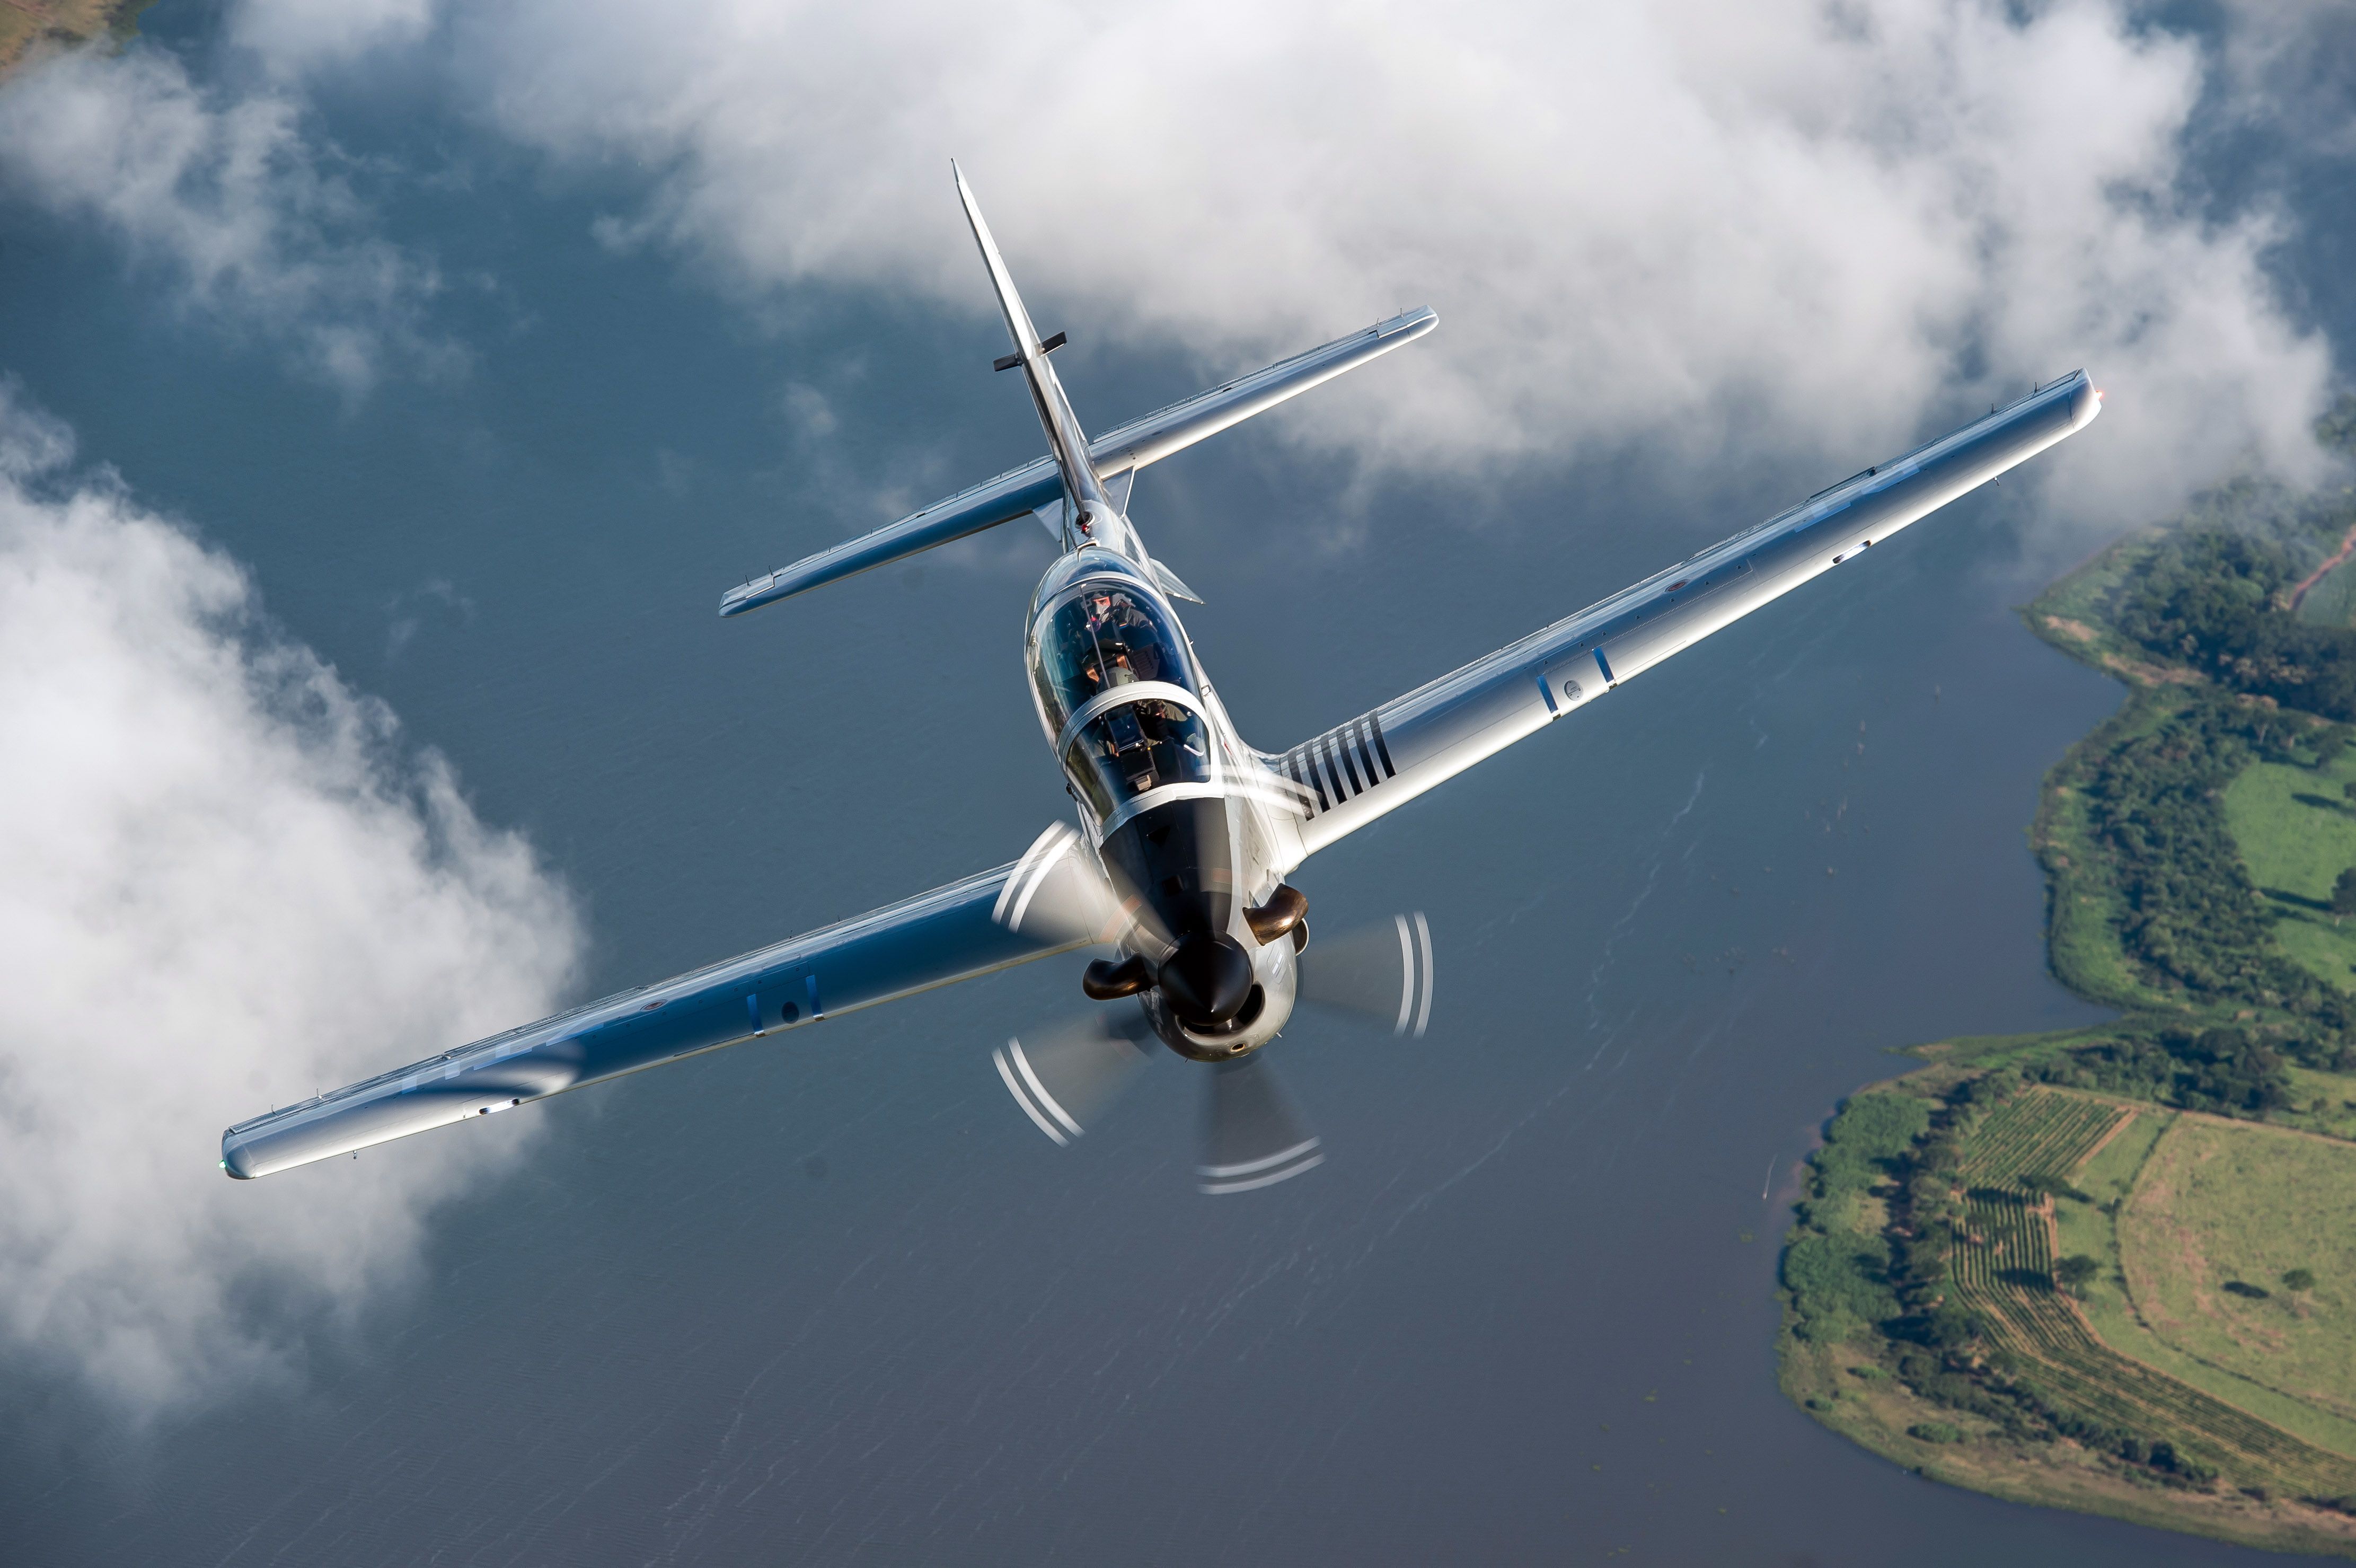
[[221, 166, 2103, 1194]]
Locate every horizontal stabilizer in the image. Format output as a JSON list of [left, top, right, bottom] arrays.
[[719, 307, 1436, 617]]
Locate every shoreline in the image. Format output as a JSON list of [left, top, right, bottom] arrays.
[[1773, 436, 2356, 1556]]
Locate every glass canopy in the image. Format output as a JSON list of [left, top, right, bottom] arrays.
[[1031, 578, 1195, 734], [1062, 698, 1213, 817]]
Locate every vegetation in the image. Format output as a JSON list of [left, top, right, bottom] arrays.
[[1778, 397, 2356, 1556], [2222, 758, 2356, 994], [2111, 528, 2356, 719], [2119, 1120, 2356, 1428], [0, 1, 157, 83], [2055, 1255, 2101, 1295]]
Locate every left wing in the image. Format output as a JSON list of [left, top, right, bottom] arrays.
[[221, 825, 1112, 1179], [1265, 373, 2103, 862]]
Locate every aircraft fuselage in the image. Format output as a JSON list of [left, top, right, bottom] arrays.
[[1024, 542, 1297, 1060]]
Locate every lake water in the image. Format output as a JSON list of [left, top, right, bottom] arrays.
[[0, 11, 2332, 1565]]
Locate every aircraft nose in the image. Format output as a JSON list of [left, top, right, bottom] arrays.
[[1158, 932, 1255, 1027]]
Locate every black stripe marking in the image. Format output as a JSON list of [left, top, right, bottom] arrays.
[[1318, 741, 1346, 803], [1301, 751, 1329, 811], [1289, 755, 1321, 815], [1368, 712, 1396, 777], [1352, 721, 1381, 788], [1335, 732, 1365, 795]]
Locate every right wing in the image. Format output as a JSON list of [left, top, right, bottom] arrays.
[[220, 825, 1114, 1179], [1267, 372, 2104, 862], [718, 308, 1437, 616]]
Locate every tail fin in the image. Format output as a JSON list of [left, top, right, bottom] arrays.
[[952, 163, 1113, 532]]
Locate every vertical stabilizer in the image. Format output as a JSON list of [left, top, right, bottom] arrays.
[[951, 163, 1121, 548]]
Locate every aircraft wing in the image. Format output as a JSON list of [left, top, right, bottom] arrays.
[[1266, 372, 2104, 861], [719, 308, 1437, 616], [221, 825, 1114, 1179]]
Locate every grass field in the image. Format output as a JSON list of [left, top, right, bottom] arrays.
[[2225, 757, 2356, 995], [2301, 558, 2356, 629], [2053, 1105, 2356, 1457], [2285, 1065, 2356, 1142], [1949, 1094, 2356, 1505], [2123, 1119, 2356, 1428]]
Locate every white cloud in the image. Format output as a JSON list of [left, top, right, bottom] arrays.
[[0, 45, 450, 396], [0, 384, 582, 1414], [446, 0, 2334, 524], [230, 0, 437, 76]]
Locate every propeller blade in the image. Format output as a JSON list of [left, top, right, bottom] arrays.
[[1198, 1054, 1322, 1195], [991, 823, 1124, 948], [993, 1010, 1153, 1146], [1297, 912, 1435, 1037]]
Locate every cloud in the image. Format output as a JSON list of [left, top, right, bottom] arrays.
[[444, 0, 2335, 524], [230, 0, 437, 77], [0, 383, 582, 1415], [0, 45, 450, 396]]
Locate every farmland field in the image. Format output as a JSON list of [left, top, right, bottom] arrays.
[[1945, 1093, 2356, 1501], [2223, 757, 2356, 996], [2121, 1118, 2356, 1428]]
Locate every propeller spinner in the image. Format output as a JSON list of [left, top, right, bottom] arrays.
[[995, 909, 1434, 1194]]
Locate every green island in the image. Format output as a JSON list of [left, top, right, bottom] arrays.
[[0, 1, 157, 84], [1778, 394, 2356, 1556]]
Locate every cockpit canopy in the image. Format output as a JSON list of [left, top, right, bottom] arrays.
[[1063, 697, 1212, 818], [1028, 571, 1211, 819], [1030, 574, 1196, 729]]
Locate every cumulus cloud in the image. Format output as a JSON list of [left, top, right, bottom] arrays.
[[0, 45, 449, 395], [0, 384, 581, 1414], [445, 0, 2334, 523]]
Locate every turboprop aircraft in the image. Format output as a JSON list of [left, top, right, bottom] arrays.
[[222, 166, 2103, 1193]]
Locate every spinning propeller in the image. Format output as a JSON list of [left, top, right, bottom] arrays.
[[993, 893, 1436, 1194]]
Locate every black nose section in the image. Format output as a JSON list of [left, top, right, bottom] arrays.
[[1158, 932, 1254, 1027]]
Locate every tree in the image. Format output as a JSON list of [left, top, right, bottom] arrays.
[[2054, 1255, 2101, 1296], [2284, 1267, 2317, 1292], [2336, 866, 2356, 921], [2022, 1172, 2092, 1203]]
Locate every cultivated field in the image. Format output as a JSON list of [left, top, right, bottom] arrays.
[[1948, 1090, 2356, 1499], [2122, 1118, 2356, 1428]]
